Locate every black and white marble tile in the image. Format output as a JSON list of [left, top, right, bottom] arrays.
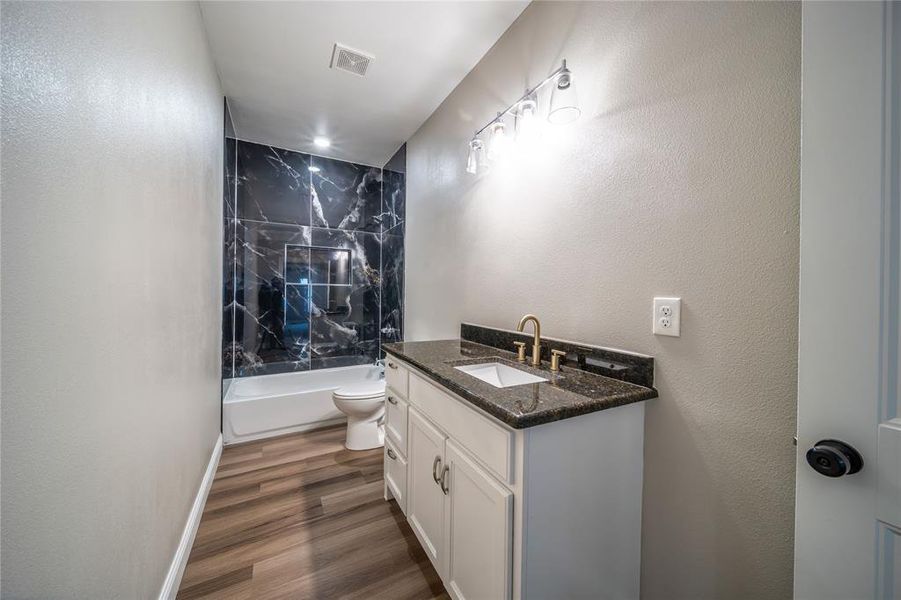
[[380, 231, 404, 346], [381, 168, 405, 235], [222, 219, 236, 378], [237, 141, 311, 226], [222, 133, 238, 377], [224, 139, 405, 378], [308, 227, 381, 363], [224, 137, 237, 220], [231, 220, 313, 376], [311, 156, 382, 232]]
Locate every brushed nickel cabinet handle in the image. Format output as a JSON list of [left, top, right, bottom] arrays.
[[387, 395, 398, 405], [387, 447, 397, 460], [440, 465, 450, 495], [432, 456, 442, 484], [387, 361, 398, 369]]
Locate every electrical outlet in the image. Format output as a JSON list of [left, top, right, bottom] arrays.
[[653, 297, 681, 337]]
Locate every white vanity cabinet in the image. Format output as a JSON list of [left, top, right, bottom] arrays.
[[407, 407, 514, 600], [408, 408, 449, 569], [443, 438, 513, 600], [384, 355, 646, 600], [383, 361, 410, 513]]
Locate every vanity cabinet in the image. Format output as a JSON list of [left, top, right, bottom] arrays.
[[408, 408, 449, 568], [384, 354, 646, 600], [443, 439, 512, 600], [407, 408, 514, 600], [385, 389, 408, 453], [407, 409, 513, 600], [383, 361, 410, 514], [383, 437, 407, 513]]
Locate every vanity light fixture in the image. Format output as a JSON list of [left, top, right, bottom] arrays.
[[308, 165, 321, 173], [466, 138, 485, 174], [465, 59, 579, 175], [515, 95, 539, 142], [486, 117, 508, 161], [313, 136, 331, 148], [547, 60, 581, 124]]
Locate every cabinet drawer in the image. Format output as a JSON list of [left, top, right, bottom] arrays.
[[409, 373, 512, 484], [386, 391, 408, 454], [385, 356, 409, 398], [385, 438, 408, 514]]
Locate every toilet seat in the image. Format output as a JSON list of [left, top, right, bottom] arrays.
[[333, 380, 385, 401]]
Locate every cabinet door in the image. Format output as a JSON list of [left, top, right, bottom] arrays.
[[407, 408, 447, 575], [444, 440, 513, 600]]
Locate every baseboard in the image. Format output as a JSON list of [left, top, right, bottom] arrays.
[[158, 433, 223, 600]]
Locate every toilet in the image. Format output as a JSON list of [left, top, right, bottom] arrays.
[[332, 380, 386, 450]]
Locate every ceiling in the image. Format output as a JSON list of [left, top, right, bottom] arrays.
[[200, 1, 529, 167]]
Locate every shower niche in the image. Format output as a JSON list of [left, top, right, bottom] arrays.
[[286, 244, 353, 316]]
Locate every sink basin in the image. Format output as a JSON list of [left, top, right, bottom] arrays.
[[454, 362, 547, 388]]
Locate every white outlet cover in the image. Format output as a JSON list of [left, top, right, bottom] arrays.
[[653, 297, 681, 337]]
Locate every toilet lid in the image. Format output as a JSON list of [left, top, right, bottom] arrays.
[[333, 380, 386, 400]]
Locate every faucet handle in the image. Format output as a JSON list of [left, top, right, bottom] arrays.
[[513, 341, 527, 363], [550, 349, 567, 372]]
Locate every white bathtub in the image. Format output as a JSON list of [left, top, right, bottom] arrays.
[[223, 364, 384, 445]]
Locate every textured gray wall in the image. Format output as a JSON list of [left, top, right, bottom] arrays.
[[405, 2, 801, 598], [1, 3, 223, 597]]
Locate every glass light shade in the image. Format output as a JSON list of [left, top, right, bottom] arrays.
[[466, 139, 484, 174], [515, 97, 539, 142], [547, 68, 581, 124], [487, 120, 508, 160]]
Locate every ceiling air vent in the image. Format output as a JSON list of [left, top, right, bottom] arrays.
[[330, 43, 373, 77]]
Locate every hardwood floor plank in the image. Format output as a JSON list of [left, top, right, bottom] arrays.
[[320, 480, 385, 514], [176, 565, 252, 600], [202, 483, 262, 512], [338, 561, 449, 600], [178, 428, 446, 598]]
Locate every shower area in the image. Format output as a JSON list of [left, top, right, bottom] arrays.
[[221, 105, 405, 443]]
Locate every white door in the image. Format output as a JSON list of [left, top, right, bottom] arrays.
[[443, 440, 513, 600], [407, 407, 448, 575], [794, 2, 901, 599]]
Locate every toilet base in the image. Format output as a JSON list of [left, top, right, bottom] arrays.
[[344, 415, 385, 450]]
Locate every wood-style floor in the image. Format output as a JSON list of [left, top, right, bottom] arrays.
[[177, 425, 448, 600]]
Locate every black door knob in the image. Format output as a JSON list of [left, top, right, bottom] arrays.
[[806, 439, 863, 477]]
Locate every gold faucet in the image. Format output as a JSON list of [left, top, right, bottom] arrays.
[[516, 314, 542, 366]]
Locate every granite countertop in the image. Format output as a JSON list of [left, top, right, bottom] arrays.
[[383, 339, 658, 429]]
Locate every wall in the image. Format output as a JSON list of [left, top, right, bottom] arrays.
[[223, 141, 405, 377], [405, 2, 800, 598], [1, 3, 223, 598]]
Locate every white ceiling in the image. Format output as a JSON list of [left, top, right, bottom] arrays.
[[200, 1, 529, 167]]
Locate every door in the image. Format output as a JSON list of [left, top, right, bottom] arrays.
[[407, 407, 448, 574], [443, 440, 513, 600], [794, 2, 901, 598]]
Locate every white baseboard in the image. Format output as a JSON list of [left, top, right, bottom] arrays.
[[158, 433, 223, 600]]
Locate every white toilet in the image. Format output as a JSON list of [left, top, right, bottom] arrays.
[[332, 380, 386, 450]]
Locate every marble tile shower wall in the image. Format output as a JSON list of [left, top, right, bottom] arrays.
[[223, 140, 405, 378]]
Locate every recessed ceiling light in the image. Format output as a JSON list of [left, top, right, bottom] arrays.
[[308, 165, 321, 173], [313, 136, 331, 148]]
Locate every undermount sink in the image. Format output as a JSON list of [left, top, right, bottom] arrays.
[[454, 362, 547, 388]]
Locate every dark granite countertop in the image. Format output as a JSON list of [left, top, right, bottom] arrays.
[[383, 339, 658, 429]]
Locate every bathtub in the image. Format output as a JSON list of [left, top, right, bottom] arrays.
[[223, 364, 384, 445]]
